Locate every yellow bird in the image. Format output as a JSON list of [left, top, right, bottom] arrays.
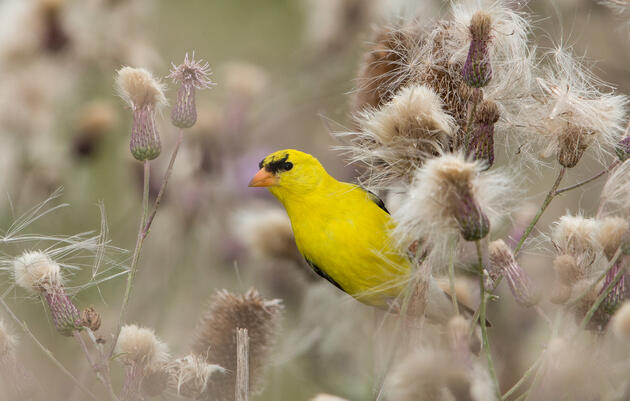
[[248, 149, 458, 321]]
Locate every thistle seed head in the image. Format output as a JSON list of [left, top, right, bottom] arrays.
[[115, 67, 166, 161], [192, 288, 283, 401], [488, 239, 538, 307], [598, 261, 626, 322], [392, 152, 516, 266], [115, 67, 167, 111], [116, 325, 169, 368], [13, 251, 61, 293], [553, 254, 582, 286], [353, 23, 424, 111], [462, 12, 493, 88], [597, 217, 629, 260], [167, 52, 214, 129], [232, 208, 300, 263], [340, 84, 455, 188], [551, 214, 600, 270]]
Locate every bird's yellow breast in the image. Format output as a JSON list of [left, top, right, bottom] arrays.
[[275, 180, 411, 307]]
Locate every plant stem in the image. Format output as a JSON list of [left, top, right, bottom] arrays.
[[554, 161, 618, 196], [568, 247, 623, 308], [74, 331, 119, 401], [514, 167, 566, 255], [236, 328, 250, 401], [502, 356, 543, 400], [143, 128, 184, 236], [475, 240, 501, 399], [578, 265, 625, 331], [110, 129, 185, 357], [0, 299, 100, 401], [110, 160, 151, 357]]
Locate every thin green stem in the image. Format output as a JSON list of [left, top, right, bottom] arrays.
[[502, 356, 543, 400], [74, 331, 119, 401], [514, 167, 566, 255], [143, 128, 184, 236], [554, 161, 619, 196], [578, 265, 624, 331], [110, 160, 151, 357], [476, 240, 501, 399], [110, 129, 185, 357], [523, 357, 546, 401], [0, 299, 100, 401]]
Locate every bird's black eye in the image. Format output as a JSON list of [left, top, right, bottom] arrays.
[[258, 159, 264, 169], [284, 161, 293, 171]]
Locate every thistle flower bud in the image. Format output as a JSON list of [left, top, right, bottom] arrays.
[[167, 52, 214, 129], [489, 240, 538, 307], [192, 288, 283, 400], [115, 67, 166, 161], [470, 100, 500, 168], [611, 302, 630, 342], [12, 251, 81, 336], [169, 354, 224, 399], [462, 12, 493, 88]]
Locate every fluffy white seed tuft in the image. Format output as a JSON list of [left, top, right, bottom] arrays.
[[115, 66, 167, 110], [169, 354, 224, 398], [12, 251, 61, 293], [391, 152, 516, 266], [115, 325, 169, 368]]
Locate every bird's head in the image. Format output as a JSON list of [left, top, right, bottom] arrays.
[[248, 149, 328, 198]]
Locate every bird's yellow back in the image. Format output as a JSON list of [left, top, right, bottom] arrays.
[[260, 150, 411, 307]]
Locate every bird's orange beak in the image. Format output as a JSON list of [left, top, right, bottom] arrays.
[[248, 168, 278, 187]]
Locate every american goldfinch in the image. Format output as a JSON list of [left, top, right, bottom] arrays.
[[249, 149, 465, 322]]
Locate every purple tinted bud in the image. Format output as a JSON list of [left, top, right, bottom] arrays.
[[130, 105, 161, 161], [461, 12, 492, 88]]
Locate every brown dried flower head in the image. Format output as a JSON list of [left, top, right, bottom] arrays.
[[353, 23, 424, 112], [167, 52, 214, 129], [341, 84, 455, 188], [192, 288, 283, 401], [80, 306, 101, 332]]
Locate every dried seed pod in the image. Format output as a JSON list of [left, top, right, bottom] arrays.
[[469, 100, 500, 168], [488, 240, 538, 307], [461, 12, 493, 88]]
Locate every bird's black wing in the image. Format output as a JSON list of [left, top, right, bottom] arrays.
[[362, 188, 390, 215], [304, 257, 345, 292]]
